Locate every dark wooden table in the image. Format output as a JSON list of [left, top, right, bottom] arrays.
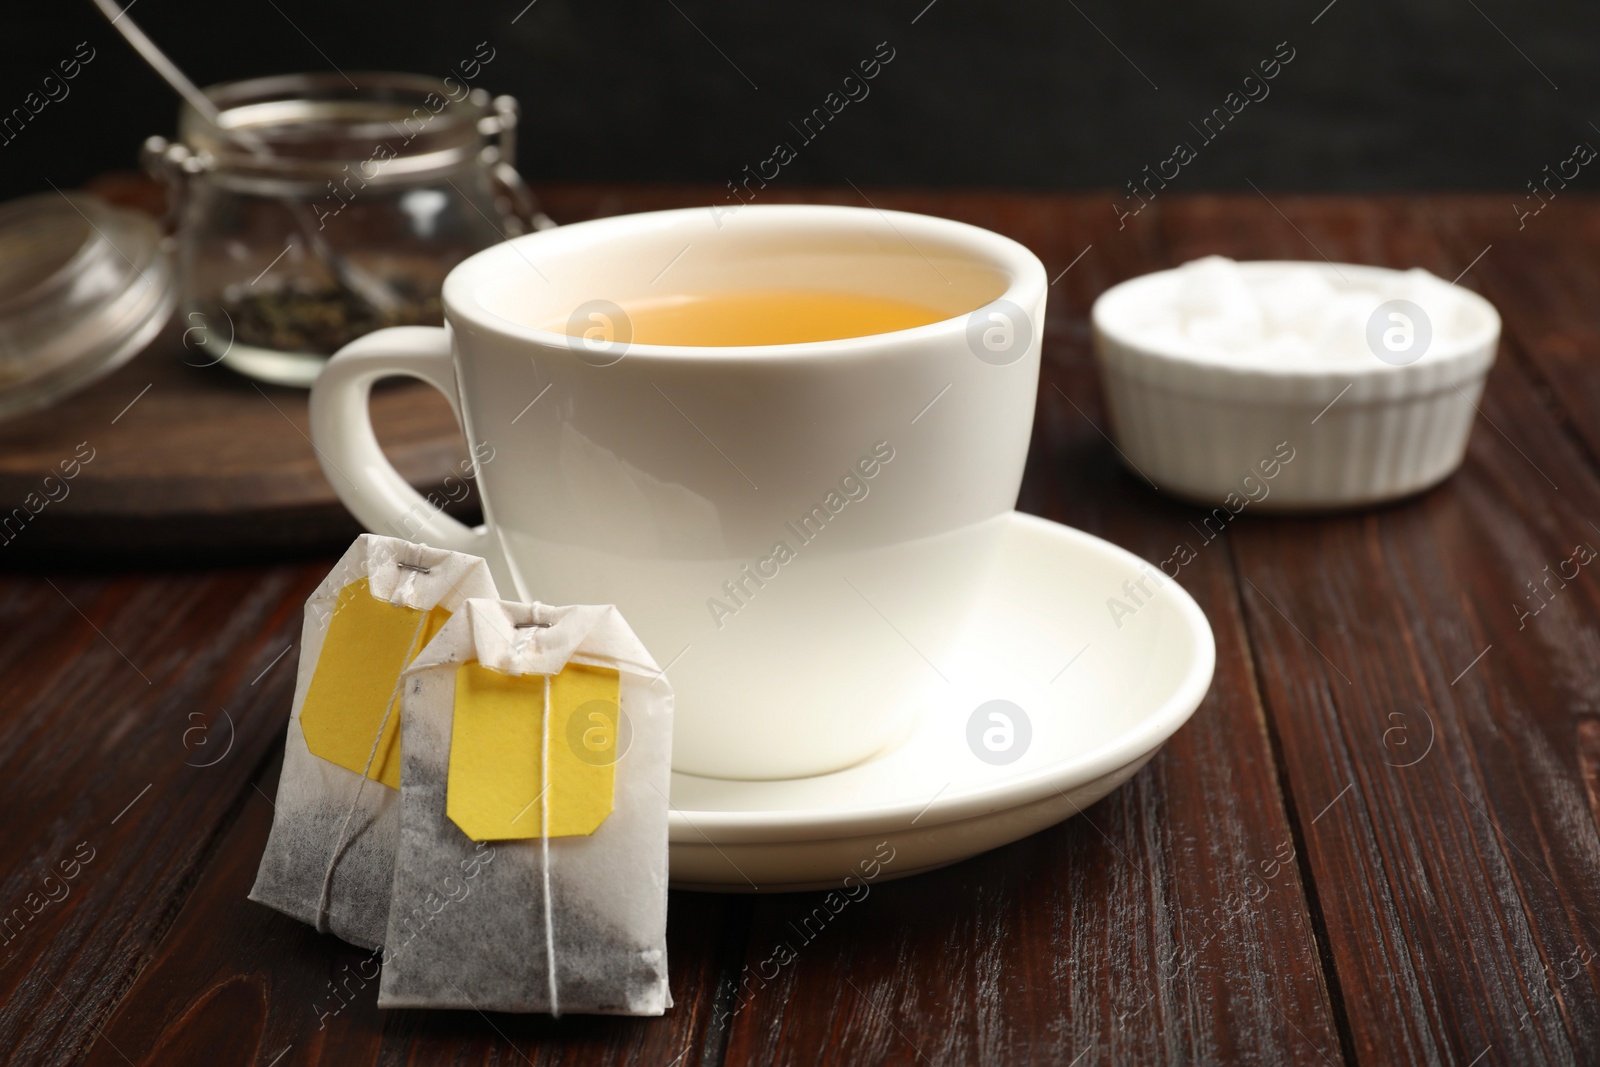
[[4, 184, 1599, 1066]]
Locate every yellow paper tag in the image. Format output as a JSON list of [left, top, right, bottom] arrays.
[[446, 660, 620, 841], [300, 578, 450, 789]]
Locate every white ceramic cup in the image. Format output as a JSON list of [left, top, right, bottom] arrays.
[[309, 204, 1045, 779]]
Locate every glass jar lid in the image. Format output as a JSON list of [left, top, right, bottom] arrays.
[[0, 192, 175, 421], [177, 71, 507, 187]]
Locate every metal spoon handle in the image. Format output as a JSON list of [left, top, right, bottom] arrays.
[[91, 0, 402, 318]]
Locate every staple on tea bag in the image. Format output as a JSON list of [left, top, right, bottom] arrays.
[[378, 598, 672, 1016], [250, 534, 498, 949]]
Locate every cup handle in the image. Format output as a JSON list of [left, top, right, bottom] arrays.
[[308, 325, 489, 554]]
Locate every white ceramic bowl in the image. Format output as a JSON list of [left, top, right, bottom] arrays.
[[1091, 262, 1500, 509]]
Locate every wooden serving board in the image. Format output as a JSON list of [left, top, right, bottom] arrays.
[[0, 177, 477, 563]]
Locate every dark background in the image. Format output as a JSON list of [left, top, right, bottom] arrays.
[[3, 0, 1594, 201]]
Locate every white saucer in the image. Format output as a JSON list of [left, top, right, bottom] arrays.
[[666, 511, 1216, 892]]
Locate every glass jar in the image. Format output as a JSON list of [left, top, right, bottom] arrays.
[[144, 71, 550, 387]]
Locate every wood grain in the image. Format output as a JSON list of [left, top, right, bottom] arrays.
[[1160, 194, 1600, 1064], [0, 563, 321, 1063]]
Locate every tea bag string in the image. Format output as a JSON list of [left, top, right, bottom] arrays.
[[540, 669, 559, 1018], [313, 607, 432, 935], [512, 613, 559, 1015]]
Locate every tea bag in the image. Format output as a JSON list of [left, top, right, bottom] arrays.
[[378, 598, 673, 1015], [250, 535, 498, 949]]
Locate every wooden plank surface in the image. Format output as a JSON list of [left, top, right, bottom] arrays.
[[0, 564, 319, 1063], [1160, 194, 1600, 1064], [1, 185, 1597, 1066]]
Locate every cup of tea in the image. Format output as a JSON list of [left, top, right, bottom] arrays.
[[309, 204, 1045, 779]]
